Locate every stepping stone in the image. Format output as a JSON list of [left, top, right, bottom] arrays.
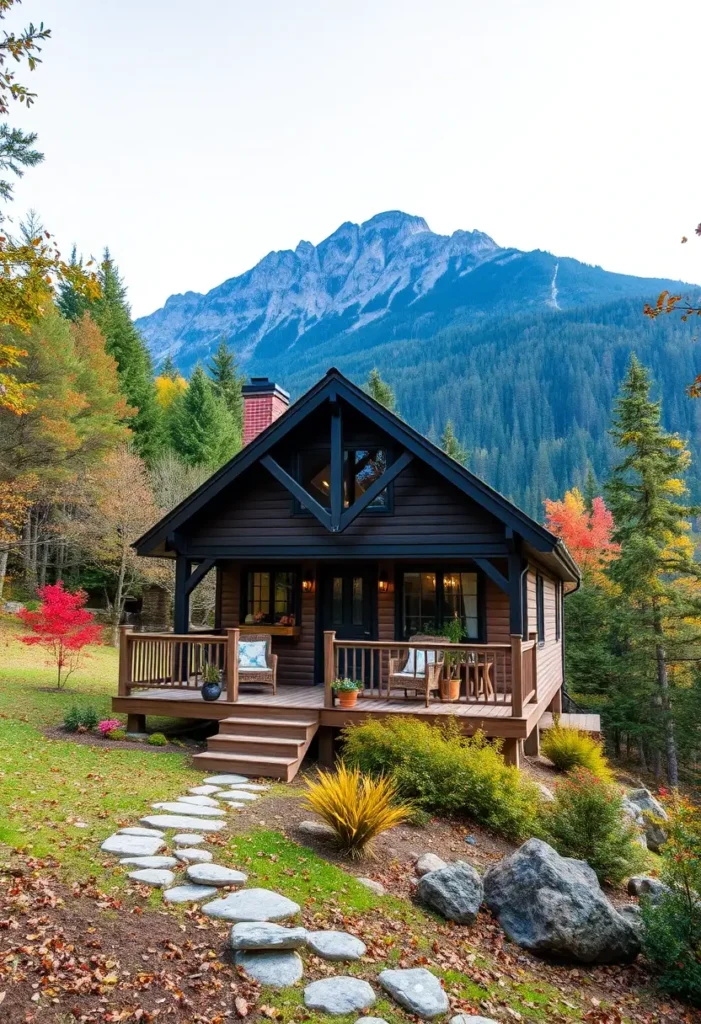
[[217, 800, 246, 808], [175, 794, 221, 807], [175, 847, 213, 864], [234, 949, 303, 987], [378, 968, 448, 1019], [118, 826, 165, 838], [356, 877, 385, 896], [450, 1017, 499, 1024], [101, 833, 165, 858], [204, 774, 248, 784], [202, 887, 300, 922], [218, 791, 258, 803], [128, 868, 176, 888], [164, 884, 218, 904], [355, 1019, 389, 1024], [141, 814, 226, 832], [172, 833, 205, 846], [189, 785, 222, 795], [306, 930, 366, 961], [227, 783, 270, 792], [304, 977, 376, 1015], [151, 802, 226, 817], [119, 855, 178, 868], [186, 863, 247, 887], [230, 922, 308, 951]]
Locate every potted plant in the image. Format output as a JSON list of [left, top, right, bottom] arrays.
[[331, 677, 363, 708], [201, 661, 223, 702], [440, 617, 465, 702]]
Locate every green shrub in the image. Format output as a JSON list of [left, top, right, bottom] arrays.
[[63, 705, 99, 732], [641, 796, 701, 1004], [24, 599, 40, 612], [538, 767, 647, 885], [147, 732, 168, 746], [541, 724, 613, 781], [105, 728, 127, 741], [342, 717, 539, 841]]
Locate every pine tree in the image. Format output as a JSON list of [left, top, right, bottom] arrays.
[[440, 420, 468, 465], [208, 338, 244, 448], [169, 365, 238, 469], [583, 466, 597, 514], [160, 353, 179, 380], [90, 251, 164, 464], [365, 368, 396, 412], [605, 355, 701, 786], [57, 246, 90, 322]]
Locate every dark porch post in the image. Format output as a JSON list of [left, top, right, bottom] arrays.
[[507, 552, 527, 637], [174, 553, 191, 634]]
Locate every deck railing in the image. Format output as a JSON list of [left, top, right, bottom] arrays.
[[118, 627, 240, 700], [324, 631, 538, 716]]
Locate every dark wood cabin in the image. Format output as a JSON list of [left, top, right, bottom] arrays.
[[114, 368, 583, 779]]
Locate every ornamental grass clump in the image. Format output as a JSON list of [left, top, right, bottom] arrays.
[[303, 762, 411, 858], [538, 767, 647, 885], [540, 723, 613, 782]]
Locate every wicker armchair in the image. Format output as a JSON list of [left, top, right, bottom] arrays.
[[237, 633, 278, 695], [388, 634, 445, 707]]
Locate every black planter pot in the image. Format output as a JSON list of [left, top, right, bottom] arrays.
[[201, 680, 222, 702]]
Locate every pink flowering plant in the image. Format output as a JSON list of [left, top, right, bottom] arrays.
[[98, 718, 122, 736]]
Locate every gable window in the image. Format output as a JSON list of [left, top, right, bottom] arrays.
[[297, 448, 389, 512], [243, 569, 298, 626], [401, 569, 480, 639], [536, 574, 545, 645]]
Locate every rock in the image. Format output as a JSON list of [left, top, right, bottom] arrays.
[[204, 774, 248, 784], [151, 802, 225, 817], [174, 795, 221, 807], [625, 789, 669, 852], [186, 863, 247, 887], [356, 877, 385, 895], [217, 791, 258, 802], [617, 904, 644, 939], [298, 819, 335, 838], [164, 884, 218, 903], [537, 783, 555, 803], [230, 922, 308, 950], [119, 856, 178, 868], [417, 861, 483, 925], [627, 875, 669, 901], [227, 783, 270, 791], [172, 833, 205, 845], [118, 826, 165, 837], [202, 887, 301, 922], [645, 824, 669, 853], [450, 1017, 499, 1024], [626, 788, 669, 821], [483, 838, 640, 963], [355, 1018, 389, 1024], [306, 930, 366, 961], [174, 848, 213, 864], [189, 785, 222, 795], [304, 977, 376, 1015], [234, 949, 303, 987], [141, 814, 225, 832], [415, 853, 447, 877], [621, 797, 644, 824], [101, 833, 165, 858], [378, 967, 449, 1019], [2, 600, 24, 613], [128, 869, 175, 888]]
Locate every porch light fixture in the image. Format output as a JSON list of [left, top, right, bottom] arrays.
[[302, 575, 315, 594], [378, 571, 390, 594]]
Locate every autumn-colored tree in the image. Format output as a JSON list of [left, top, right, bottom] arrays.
[[0, 340, 35, 413], [544, 487, 618, 583], [18, 580, 102, 688], [155, 371, 187, 410]]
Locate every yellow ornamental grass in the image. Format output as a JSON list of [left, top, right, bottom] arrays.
[[540, 724, 614, 782], [303, 763, 411, 858]]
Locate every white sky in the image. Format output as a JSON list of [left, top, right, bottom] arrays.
[[7, 0, 701, 317]]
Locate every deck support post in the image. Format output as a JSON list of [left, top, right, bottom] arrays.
[[126, 713, 146, 735], [510, 633, 523, 717], [118, 625, 133, 696], [549, 688, 563, 715], [502, 738, 521, 767], [317, 726, 335, 767], [324, 630, 336, 708], [524, 724, 540, 757], [226, 628, 240, 702]]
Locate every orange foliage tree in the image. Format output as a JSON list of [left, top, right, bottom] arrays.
[[544, 487, 618, 583]]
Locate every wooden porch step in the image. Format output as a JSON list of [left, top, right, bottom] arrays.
[[218, 716, 316, 740], [192, 750, 298, 781], [223, 705, 319, 724], [194, 708, 320, 781], [208, 733, 306, 758]]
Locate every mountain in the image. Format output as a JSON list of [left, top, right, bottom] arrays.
[[137, 212, 701, 516]]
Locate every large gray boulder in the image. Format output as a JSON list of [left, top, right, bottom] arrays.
[[417, 861, 483, 925], [624, 789, 669, 852], [627, 875, 669, 902], [483, 839, 640, 963]]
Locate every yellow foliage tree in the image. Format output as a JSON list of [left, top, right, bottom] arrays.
[[155, 373, 187, 410]]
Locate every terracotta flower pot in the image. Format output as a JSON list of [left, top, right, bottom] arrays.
[[440, 676, 461, 702], [337, 689, 359, 708]]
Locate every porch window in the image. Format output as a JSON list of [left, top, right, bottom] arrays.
[[243, 570, 298, 625], [401, 570, 480, 639], [297, 448, 389, 511]]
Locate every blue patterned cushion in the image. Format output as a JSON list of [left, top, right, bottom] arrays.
[[239, 641, 267, 669], [402, 648, 437, 675]]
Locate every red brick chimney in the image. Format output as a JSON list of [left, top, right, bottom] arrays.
[[242, 377, 290, 445]]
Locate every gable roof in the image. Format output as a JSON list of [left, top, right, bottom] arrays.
[[135, 367, 579, 581]]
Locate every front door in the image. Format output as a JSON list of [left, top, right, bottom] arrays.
[[317, 566, 376, 681]]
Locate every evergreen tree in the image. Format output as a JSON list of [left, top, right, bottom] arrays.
[[605, 355, 701, 786], [440, 420, 468, 465], [365, 368, 396, 412], [583, 466, 597, 514], [169, 365, 238, 469], [208, 338, 244, 448], [160, 353, 179, 380], [57, 246, 91, 322]]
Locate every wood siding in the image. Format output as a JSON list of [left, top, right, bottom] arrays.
[[526, 565, 563, 698]]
